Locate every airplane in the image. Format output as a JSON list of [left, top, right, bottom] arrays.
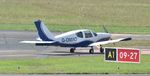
[[20, 20, 132, 54]]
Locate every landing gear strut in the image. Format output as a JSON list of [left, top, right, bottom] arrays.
[[89, 47, 94, 54], [100, 45, 104, 54], [70, 48, 75, 53]]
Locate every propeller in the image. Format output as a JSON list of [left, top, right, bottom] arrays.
[[102, 25, 109, 33], [102, 25, 112, 39], [102, 25, 115, 45]]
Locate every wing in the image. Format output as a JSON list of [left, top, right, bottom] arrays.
[[89, 37, 131, 46], [20, 41, 56, 44]]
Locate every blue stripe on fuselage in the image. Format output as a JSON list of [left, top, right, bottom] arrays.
[[35, 37, 110, 47]]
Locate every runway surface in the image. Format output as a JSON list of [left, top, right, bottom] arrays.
[[0, 31, 149, 75], [0, 30, 150, 58]]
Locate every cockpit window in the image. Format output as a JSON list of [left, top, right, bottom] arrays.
[[84, 31, 93, 38], [76, 32, 83, 38], [94, 32, 97, 36]]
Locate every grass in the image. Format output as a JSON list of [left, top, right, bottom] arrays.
[[0, 24, 150, 34], [0, 0, 150, 34], [0, 55, 149, 74], [0, 0, 149, 74]]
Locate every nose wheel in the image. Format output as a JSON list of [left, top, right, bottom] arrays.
[[70, 48, 75, 53], [100, 45, 104, 54]]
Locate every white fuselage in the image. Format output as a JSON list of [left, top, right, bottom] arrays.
[[54, 29, 111, 45]]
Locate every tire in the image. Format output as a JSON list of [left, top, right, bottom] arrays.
[[70, 48, 75, 53], [89, 49, 94, 54], [100, 47, 104, 54]]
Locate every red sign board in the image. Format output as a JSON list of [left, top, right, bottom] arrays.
[[104, 47, 140, 63], [117, 49, 140, 63]]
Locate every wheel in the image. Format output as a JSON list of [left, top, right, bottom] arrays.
[[89, 49, 94, 54], [100, 47, 104, 54], [70, 48, 75, 53]]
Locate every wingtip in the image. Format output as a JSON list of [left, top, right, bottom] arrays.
[[121, 37, 132, 41]]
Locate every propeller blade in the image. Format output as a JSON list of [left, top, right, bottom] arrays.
[[102, 25, 109, 33], [102, 25, 116, 45]]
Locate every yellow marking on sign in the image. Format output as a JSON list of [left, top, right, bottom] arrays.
[[108, 51, 112, 58]]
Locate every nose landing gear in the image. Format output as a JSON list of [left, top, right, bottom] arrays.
[[100, 45, 104, 54]]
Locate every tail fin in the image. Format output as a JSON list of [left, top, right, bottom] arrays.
[[34, 20, 55, 41]]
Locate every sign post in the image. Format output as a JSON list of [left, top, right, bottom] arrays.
[[104, 47, 140, 63]]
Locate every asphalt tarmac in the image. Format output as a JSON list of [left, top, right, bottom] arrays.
[[0, 31, 149, 76], [0, 30, 150, 58]]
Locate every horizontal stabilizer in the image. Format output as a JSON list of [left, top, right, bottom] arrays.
[[89, 37, 132, 46], [20, 41, 56, 44], [121, 37, 132, 41]]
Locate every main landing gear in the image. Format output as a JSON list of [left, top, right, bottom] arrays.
[[69, 46, 104, 54], [89, 45, 104, 54], [89, 47, 94, 54], [70, 47, 94, 54], [70, 48, 75, 53]]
